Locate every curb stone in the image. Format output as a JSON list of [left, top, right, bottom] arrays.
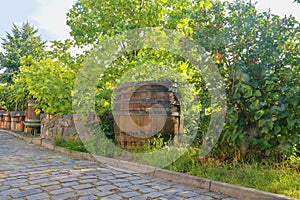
[[1, 129, 295, 200]]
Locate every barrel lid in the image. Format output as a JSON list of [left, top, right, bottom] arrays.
[[28, 99, 37, 104], [114, 99, 172, 104], [113, 110, 180, 116], [116, 81, 177, 91], [3, 112, 10, 116]]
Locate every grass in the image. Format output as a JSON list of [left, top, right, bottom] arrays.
[[53, 136, 88, 153], [166, 153, 300, 199]]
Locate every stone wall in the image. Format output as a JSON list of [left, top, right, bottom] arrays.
[[40, 114, 78, 139]]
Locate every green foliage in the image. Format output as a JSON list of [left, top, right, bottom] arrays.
[[67, 0, 213, 45], [17, 56, 77, 114], [167, 147, 198, 173], [67, 0, 300, 161], [53, 136, 88, 152], [5, 39, 83, 114], [142, 133, 166, 152], [191, 0, 300, 161], [0, 22, 46, 83], [0, 79, 27, 111]]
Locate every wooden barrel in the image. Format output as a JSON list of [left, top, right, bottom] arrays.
[[0, 108, 5, 128], [16, 112, 25, 132], [3, 112, 11, 129], [10, 111, 19, 131], [24, 111, 31, 134], [27, 100, 41, 123], [0, 113, 3, 129], [113, 81, 182, 150]]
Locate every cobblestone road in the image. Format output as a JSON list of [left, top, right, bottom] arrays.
[[0, 132, 237, 200]]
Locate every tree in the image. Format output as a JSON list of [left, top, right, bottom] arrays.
[[0, 22, 46, 83], [192, 0, 300, 160], [9, 39, 83, 114], [67, 0, 213, 46]]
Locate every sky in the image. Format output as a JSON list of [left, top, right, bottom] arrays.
[[0, 0, 299, 45]]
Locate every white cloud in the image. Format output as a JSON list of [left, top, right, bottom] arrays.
[[30, 0, 74, 41], [255, 0, 300, 21]]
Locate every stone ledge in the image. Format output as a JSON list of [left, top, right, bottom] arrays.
[[210, 180, 294, 200], [41, 138, 55, 151], [1, 129, 294, 200], [153, 168, 211, 189]]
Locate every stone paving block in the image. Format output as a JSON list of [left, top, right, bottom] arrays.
[[101, 195, 123, 200], [76, 188, 100, 196], [49, 175, 69, 181], [98, 174, 115, 180], [79, 175, 97, 179], [3, 178, 27, 185], [6, 177, 17, 181], [0, 186, 10, 192], [72, 183, 93, 190], [59, 177, 79, 183], [11, 189, 42, 198], [78, 195, 98, 200], [26, 192, 50, 200], [0, 188, 21, 197], [160, 196, 183, 200], [93, 180, 109, 186], [144, 191, 165, 198], [139, 187, 157, 193], [52, 192, 77, 200], [125, 176, 141, 181], [128, 185, 147, 190], [201, 191, 228, 199], [11, 181, 29, 187], [114, 173, 132, 178], [96, 190, 114, 197], [62, 181, 79, 187], [97, 184, 117, 191], [121, 191, 140, 198], [152, 184, 171, 190], [20, 185, 41, 190], [28, 178, 50, 184], [50, 188, 73, 195], [188, 195, 214, 200], [79, 178, 98, 183], [176, 191, 198, 198], [114, 181, 132, 187], [28, 174, 49, 180], [129, 196, 150, 200], [110, 178, 128, 183], [130, 179, 151, 185], [118, 187, 131, 192], [40, 180, 60, 187]]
